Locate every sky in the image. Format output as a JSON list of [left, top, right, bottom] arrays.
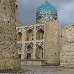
[[18, 0, 74, 26]]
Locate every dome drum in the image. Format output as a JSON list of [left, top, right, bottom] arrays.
[[36, 1, 58, 23]]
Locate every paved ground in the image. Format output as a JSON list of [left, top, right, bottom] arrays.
[[0, 66, 74, 74], [21, 66, 74, 74]]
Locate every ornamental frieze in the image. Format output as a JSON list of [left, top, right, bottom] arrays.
[[36, 42, 44, 48], [36, 25, 44, 31], [24, 26, 34, 32], [25, 42, 33, 48], [16, 28, 22, 33], [16, 43, 22, 50]]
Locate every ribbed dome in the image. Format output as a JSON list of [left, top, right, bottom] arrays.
[[36, 1, 57, 13]]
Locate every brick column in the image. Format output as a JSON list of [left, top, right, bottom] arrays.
[[21, 28, 26, 60], [33, 26, 36, 59]]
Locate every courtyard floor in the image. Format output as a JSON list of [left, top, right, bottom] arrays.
[[1, 66, 74, 74]]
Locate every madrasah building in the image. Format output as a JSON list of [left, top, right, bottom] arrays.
[[16, 1, 74, 68]]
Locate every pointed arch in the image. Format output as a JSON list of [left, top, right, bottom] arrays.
[[17, 32, 22, 41], [36, 46, 43, 59], [26, 29, 33, 41], [26, 45, 33, 59], [36, 29, 44, 40]]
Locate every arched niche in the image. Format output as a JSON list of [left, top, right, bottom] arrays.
[[16, 43, 22, 59], [26, 29, 33, 41], [17, 32, 22, 41], [36, 29, 44, 40], [36, 46, 43, 59], [26, 45, 33, 59]]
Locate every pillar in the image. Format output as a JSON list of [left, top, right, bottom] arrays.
[[21, 28, 26, 60], [33, 26, 36, 59]]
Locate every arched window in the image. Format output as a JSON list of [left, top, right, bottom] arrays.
[[17, 32, 22, 41], [36, 29, 44, 40], [26, 45, 33, 59], [26, 29, 33, 41], [36, 46, 43, 59]]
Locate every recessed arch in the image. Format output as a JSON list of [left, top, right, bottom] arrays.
[[26, 45, 33, 59], [36, 46, 43, 59], [17, 32, 22, 41], [26, 29, 33, 41], [36, 29, 44, 40]]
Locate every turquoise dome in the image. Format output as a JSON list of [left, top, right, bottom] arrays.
[[36, 1, 57, 13]]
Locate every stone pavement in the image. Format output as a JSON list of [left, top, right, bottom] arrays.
[[0, 66, 74, 74]]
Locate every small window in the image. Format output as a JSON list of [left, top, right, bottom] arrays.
[[27, 53, 31, 59], [18, 54, 21, 59], [16, 5, 18, 9]]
